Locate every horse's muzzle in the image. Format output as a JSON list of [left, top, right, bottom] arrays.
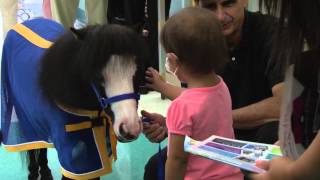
[[116, 122, 142, 143]]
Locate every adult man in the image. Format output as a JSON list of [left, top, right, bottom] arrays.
[[143, 0, 284, 179]]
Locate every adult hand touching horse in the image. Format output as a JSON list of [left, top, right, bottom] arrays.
[[141, 110, 167, 143]]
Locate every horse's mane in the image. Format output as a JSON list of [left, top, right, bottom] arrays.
[[39, 24, 147, 110]]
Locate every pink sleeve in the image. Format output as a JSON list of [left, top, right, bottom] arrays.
[[166, 101, 193, 137]]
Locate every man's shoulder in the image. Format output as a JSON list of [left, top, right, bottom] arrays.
[[247, 11, 277, 25], [245, 11, 277, 36], [240, 11, 277, 52]]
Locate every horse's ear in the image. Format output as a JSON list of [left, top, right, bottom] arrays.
[[70, 27, 85, 40]]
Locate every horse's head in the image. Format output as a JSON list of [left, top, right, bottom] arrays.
[[39, 24, 148, 142]]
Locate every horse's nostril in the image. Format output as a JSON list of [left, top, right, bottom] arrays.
[[119, 123, 128, 136], [117, 134, 137, 143], [118, 123, 138, 143]]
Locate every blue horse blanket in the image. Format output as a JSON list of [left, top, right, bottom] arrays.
[[1, 18, 117, 179]]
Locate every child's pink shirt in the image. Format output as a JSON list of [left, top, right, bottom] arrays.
[[167, 79, 243, 180]]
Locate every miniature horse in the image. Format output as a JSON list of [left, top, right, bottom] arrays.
[[1, 18, 147, 179]]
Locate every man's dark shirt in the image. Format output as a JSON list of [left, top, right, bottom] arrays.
[[107, 0, 146, 33], [222, 11, 283, 110]]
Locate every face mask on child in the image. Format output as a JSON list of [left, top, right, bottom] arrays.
[[165, 56, 179, 76]]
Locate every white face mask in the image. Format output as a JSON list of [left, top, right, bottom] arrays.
[[165, 57, 178, 76]]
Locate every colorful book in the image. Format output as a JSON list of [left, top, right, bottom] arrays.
[[184, 135, 282, 173]]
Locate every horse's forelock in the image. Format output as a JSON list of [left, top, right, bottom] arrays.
[[75, 24, 148, 89]]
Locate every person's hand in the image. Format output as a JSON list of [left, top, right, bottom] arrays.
[[141, 110, 167, 143], [145, 67, 165, 92], [251, 157, 294, 180]]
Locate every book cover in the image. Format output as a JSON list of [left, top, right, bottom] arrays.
[[184, 135, 282, 173]]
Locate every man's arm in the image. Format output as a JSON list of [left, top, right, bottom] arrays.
[[233, 82, 284, 129]]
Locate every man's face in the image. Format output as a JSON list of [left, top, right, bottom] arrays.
[[197, 0, 248, 37]]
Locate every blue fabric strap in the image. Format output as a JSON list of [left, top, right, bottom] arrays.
[[103, 93, 140, 105], [90, 83, 107, 108], [157, 144, 165, 180], [90, 83, 140, 109]]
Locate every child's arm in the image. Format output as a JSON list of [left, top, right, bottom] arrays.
[[145, 67, 185, 100], [252, 132, 320, 180], [166, 133, 189, 180]]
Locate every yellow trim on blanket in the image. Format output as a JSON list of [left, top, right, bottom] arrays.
[[61, 114, 117, 180], [108, 118, 117, 160], [65, 112, 112, 132], [61, 166, 112, 180], [4, 141, 54, 152], [12, 23, 53, 48], [65, 121, 93, 132]]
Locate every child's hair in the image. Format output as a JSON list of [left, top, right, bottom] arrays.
[[160, 7, 228, 74]]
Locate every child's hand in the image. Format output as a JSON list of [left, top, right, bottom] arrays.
[[145, 67, 165, 92]]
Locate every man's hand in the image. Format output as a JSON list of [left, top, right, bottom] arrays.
[[145, 67, 165, 92], [141, 110, 167, 143]]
